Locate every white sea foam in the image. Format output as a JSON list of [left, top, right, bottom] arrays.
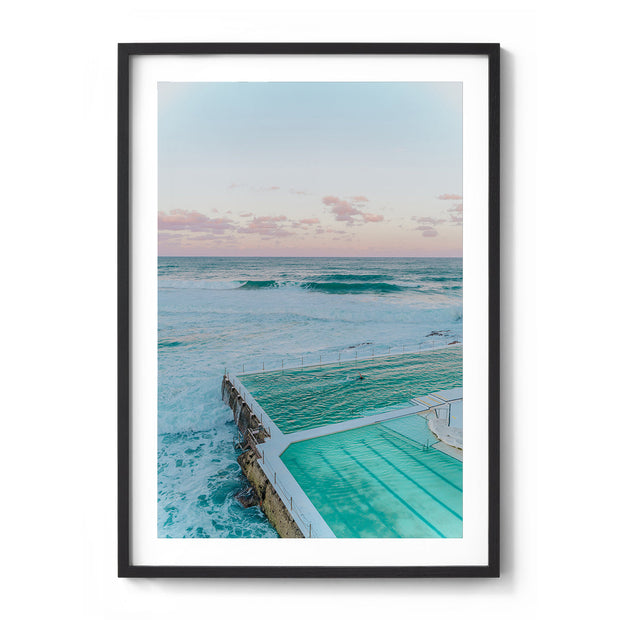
[[157, 257, 463, 537], [159, 279, 247, 290]]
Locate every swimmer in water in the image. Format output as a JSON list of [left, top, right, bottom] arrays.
[[357, 372, 365, 380]]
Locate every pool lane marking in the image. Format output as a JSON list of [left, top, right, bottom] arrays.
[[378, 432, 463, 492], [362, 441, 463, 522], [315, 451, 402, 538], [289, 459, 364, 538], [341, 447, 446, 538]]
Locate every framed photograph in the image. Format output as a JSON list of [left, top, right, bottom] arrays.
[[118, 43, 499, 578]]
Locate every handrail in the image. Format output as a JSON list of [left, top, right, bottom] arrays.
[[224, 376, 313, 534], [235, 338, 462, 377], [260, 458, 312, 538]]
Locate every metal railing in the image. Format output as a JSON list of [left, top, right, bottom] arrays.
[[235, 336, 462, 377], [224, 374, 313, 538], [259, 456, 313, 538], [234, 425, 313, 537]]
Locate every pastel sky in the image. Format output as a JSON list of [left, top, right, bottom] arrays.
[[158, 82, 462, 257]]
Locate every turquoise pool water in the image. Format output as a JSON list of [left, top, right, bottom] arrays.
[[239, 346, 462, 434], [281, 416, 462, 538]]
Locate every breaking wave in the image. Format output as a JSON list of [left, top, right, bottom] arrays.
[[160, 278, 408, 294]]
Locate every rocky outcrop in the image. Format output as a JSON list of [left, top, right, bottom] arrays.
[[234, 485, 259, 508], [237, 450, 303, 538], [222, 375, 303, 538]]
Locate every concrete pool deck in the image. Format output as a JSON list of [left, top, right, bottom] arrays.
[[223, 362, 463, 538]]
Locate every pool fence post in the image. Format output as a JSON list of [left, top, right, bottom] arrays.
[[320, 355, 322, 366], [309, 523, 312, 538], [263, 361, 265, 371], [290, 496, 293, 510], [301, 356, 303, 368], [242, 363, 245, 373], [274, 471, 276, 485]]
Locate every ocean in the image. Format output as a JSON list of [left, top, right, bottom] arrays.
[[157, 256, 462, 538]]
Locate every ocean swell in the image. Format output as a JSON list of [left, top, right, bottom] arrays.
[[160, 278, 406, 294], [303, 281, 403, 294]]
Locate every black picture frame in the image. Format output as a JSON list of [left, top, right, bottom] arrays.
[[118, 42, 500, 578]]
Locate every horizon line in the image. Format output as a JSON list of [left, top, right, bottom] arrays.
[[157, 254, 463, 259]]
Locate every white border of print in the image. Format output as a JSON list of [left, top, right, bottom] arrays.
[[130, 53, 488, 567]]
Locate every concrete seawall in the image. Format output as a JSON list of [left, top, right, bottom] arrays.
[[221, 376, 269, 442], [237, 450, 303, 538], [221, 375, 304, 538]]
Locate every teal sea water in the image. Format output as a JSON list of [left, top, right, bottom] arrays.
[[158, 257, 462, 538]]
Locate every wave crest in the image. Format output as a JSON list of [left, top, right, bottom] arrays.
[[159, 277, 459, 295], [159, 279, 246, 290]]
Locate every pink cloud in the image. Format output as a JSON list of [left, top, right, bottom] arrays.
[[300, 218, 320, 225], [332, 203, 361, 224], [190, 233, 235, 242], [240, 212, 253, 217], [448, 203, 463, 225], [416, 224, 440, 237], [322, 195, 384, 225], [323, 195, 352, 208], [323, 196, 361, 224], [158, 209, 235, 234], [238, 215, 291, 237], [413, 216, 446, 226], [158, 231, 184, 241], [437, 193, 463, 200]]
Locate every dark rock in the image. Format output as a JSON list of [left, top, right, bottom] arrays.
[[235, 486, 259, 508]]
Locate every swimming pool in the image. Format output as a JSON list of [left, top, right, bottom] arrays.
[[281, 415, 463, 538], [239, 346, 462, 434]]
